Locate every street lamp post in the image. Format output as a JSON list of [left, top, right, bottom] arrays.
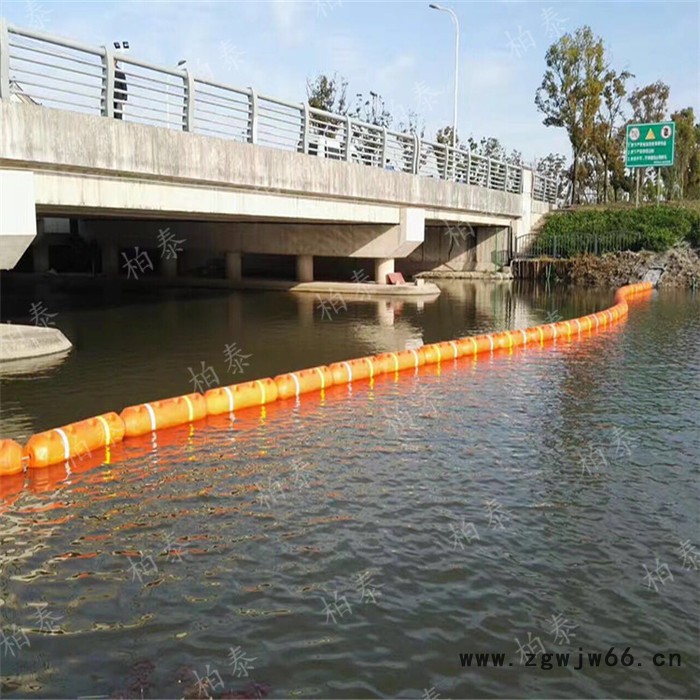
[[429, 4, 460, 167]]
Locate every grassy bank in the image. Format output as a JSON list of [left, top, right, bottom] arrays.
[[537, 203, 700, 256]]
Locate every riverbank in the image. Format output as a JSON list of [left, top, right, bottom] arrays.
[[569, 246, 700, 288], [513, 245, 700, 288]]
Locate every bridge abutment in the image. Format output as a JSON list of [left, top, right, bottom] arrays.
[[0, 170, 37, 269]]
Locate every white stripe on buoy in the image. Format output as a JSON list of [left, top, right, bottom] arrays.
[[409, 349, 419, 367], [144, 403, 157, 432], [54, 428, 70, 460], [550, 323, 558, 340], [342, 361, 353, 382], [290, 373, 301, 398], [365, 357, 374, 378], [488, 335, 494, 353], [520, 329, 527, 345], [435, 345, 442, 363], [96, 415, 111, 445], [538, 327, 544, 343], [256, 380, 267, 403], [314, 367, 326, 389], [449, 341, 458, 357], [183, 395, 194, 422], [389, 353, 399, 371], [223, 386, 235, 413], [574, 319, 582, 335]]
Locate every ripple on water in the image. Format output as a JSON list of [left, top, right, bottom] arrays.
[[0, 288, 698, 698]]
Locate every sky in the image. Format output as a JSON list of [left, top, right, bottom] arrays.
[[3, 0, 699, 163]]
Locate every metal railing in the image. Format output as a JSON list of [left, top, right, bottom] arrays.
[[513, 231, 645, 259], [533, 172, 559, 204], [0, 20, 557, 201]]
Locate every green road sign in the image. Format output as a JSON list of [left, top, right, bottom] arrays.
[[625, 121, 675, 168]]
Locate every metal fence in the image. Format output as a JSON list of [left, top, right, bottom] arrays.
[[513, 231, 645, 259], [0, 21, 557, 202]]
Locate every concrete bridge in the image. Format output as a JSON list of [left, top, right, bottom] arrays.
[[0, 21, 557, 282]]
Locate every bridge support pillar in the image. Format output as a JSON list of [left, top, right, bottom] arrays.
[[296, 254, 314, 283], [102, 242, 119, 277], [374, 257, 394, 284], [161, 255, 178, 278], [226, 252, 242, 282], [32, 221, 49, 272]]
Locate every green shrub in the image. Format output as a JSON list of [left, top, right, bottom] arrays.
[[536, 205, 700, 257]]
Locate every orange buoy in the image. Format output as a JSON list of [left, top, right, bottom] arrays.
[[275, 366, 333, 400], [329, 355, 384, 384], [120, 393, 206, 437], [0, 440, 24, 476], [421, 343, 443, 365], [24, 412, 125, 469], [204, 378, 278, 415], [434, 340, 462, 360], [455, 335, 485, 355], [373, 348, 425, 374]]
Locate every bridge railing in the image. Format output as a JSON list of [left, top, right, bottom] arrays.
[[1, 20, 546, 200], [533, 172, 558, 204]]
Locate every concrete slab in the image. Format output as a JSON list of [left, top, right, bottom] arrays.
[[0, 323, 72, 362], [289, 280, 441, 298]]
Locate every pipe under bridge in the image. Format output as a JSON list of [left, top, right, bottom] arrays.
[[0, 20, 557, 279]]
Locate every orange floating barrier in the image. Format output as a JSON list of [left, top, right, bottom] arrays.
[[120, 393, 206, 437], [1, 281, 658, 499], [0, 439, 24, 476], [373, 348, 426, 374], [24, 412, 125, 468], [204, 378, 278, 415], [275, 366, 334, 400], [421, 343, 442, 365], [433, 340, 462, 361], [329, 355, 385, 384]]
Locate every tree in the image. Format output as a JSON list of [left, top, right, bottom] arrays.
[[306, 73, 349, 114], [592, 69, 633, 202], [662, 107, 697, 199], [688, 122, 700, 199], [628, 81, 669, 122], [627, 81, 670, 202], [535, 26, 607, 204], [436, 125, 458, 146], [348, 91, 393, 128]]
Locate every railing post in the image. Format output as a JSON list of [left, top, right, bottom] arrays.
[[302, 102, 310, 154], [248, 88, 258, 144], [345, 115, 353, 161], [102, 45, 115, 118], [467, 150, 472, 184], [183, 69, 195, 132], [0, 20, 10, 101], [412, 133, 420, 174], [380, 126, 387, 169], [487, 158, 492, 189], [502, 161, 507, 190], [442, 144, 450, 180]]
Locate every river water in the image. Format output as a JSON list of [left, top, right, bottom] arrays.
[[0, 279, 698, 699]]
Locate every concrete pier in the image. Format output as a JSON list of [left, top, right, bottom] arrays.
[[0, 323, 72, 361]]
